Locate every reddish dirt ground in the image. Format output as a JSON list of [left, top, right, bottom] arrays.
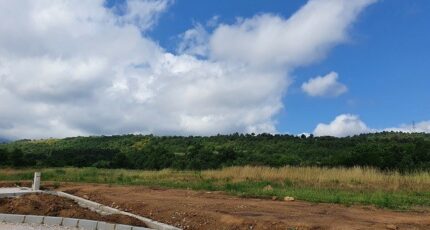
[[0, 193, 146, 227], [49, 183, 430, 230]]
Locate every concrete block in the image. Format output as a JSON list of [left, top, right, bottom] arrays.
[[43, 216, 63, 226], [32, 172, 41, 191], [115, 224, 133, 230], [62, 218, 79, 227], [55, 191, 103, 211], [100, 205, 120, 214], [132, 227, 152, 230], [0, 214, 5, 222], [118, 211, 179, 230], [24, 215, 44, 224], [78, 219, 98, 230], [0, 214, 25, 223], [97, 221, 115, 230], [143, 221, 179, 230]]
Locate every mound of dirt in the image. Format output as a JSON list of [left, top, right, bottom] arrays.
[[0, 194, 146, 227]]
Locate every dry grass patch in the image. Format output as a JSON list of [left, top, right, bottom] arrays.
[[202, 166, 430, 192]]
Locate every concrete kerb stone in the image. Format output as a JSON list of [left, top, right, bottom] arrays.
[[0, 214, 25, 223], [118, 212, 176, 230], [0, 187, 40, 198], [97, 222, 116, 230], [100, 205, 121, 214], [44, 216, 63, 226], [0, 213, 8, 222], [47, 191, 118, 216], [54, 192, 105, 211], [0, 213, 154, 230], [115, 224, 133, 230], [62, 217, 79, 227], [24, 215, 44, 225], [79, 219, 99, 230], [132, 227, 152, 230]]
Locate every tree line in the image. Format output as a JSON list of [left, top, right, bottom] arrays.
[[0, 132, 429, 172]]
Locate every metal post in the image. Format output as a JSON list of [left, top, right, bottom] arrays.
[[32, 172, 41, 191]]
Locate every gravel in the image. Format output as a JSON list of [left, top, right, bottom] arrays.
[[0, 223, 81, 230]]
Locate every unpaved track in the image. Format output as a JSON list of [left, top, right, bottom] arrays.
[[56, 184, 430, 230]]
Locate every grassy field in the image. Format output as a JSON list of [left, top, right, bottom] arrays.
[[1, 166, 430, 210]]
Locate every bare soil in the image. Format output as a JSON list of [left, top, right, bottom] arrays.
[[52, 183, 430, 230], [1, 182, 429, 229], [0, 193, 146, 227]]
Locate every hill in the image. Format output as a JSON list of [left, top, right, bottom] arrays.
[[0, 132, 429, 171], [0, 137, 9, 143]]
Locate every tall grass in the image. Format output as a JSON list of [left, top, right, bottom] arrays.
[[203, 166, 430, 192], [1, 166, 429, 209]]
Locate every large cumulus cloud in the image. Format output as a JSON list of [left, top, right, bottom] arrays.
[[0, 0, 376, 139]]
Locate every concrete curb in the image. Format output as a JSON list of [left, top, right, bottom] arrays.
[[43, 191, 181, 230], [0, 187, 40, 198], [0, 213, 151, 230], [1, 188, 180, 230]]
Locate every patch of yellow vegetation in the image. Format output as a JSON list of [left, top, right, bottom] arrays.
[[202, 166, 430, 192], [132, 138, 150, 151], [30, 138, 58, 145]]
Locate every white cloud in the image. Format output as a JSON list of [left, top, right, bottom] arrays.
[[0, 0, 376, 139], [112, 0, 173, 31], [314, 114, 371, 137], [209, 0, 377, 68], [314, 114, 430, 137], [206, 15, 220, 28], [384, 121, 430, 133], [302, 71, 348, 97], [177, 23, 209, 57]]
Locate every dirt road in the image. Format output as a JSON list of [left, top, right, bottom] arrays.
[[56, 184, 430, 230]]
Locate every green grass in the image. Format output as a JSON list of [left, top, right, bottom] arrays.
[[1, 167, 429, 210]]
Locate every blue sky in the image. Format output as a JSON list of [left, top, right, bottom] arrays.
[[0, 0, 429, 139], [280, 0, 430, 134], [144, 0, 430, 134]]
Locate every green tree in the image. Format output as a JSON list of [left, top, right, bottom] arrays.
[[0, 148, 8, 165], [10, 148, 24, 167]]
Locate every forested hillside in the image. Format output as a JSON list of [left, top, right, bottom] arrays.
[[0, 137, 8, 143], [0, 132, 429, 171]]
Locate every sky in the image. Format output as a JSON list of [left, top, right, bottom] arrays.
[[0, 0, 429, 139]]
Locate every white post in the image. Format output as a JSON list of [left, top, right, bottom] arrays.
[[32, 172, 41, 191]]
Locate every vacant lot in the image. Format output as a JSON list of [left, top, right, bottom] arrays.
[[58, 183, 430, 230], [1, 177, 429, 229]]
